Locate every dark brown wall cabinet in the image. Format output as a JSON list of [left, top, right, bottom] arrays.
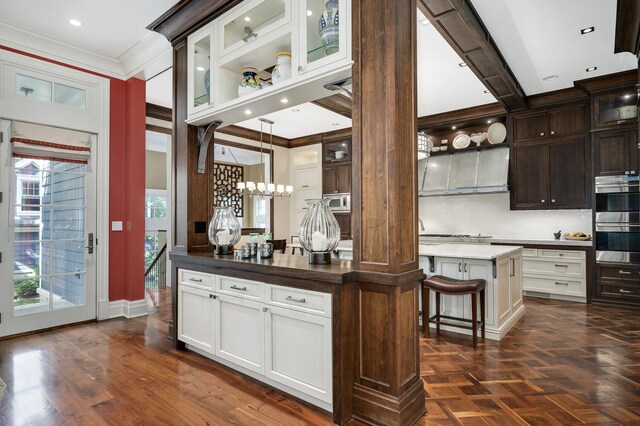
[[593, 130, 638, 176], [511, 139, 590, 209], [514, 104, 586, 143], [323, 163, 352, 194], [592, 88, 638, 129], [334, 213, 351, 240]]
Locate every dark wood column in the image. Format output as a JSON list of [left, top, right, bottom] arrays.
[[351, 0, 426, 425]]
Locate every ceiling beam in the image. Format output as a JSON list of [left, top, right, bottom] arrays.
[[311, 94, 352, 119], [418, 0, 527, 112], [146, 103, 172, 121], [216, 125, 291, 149], [615, 0, 640, 55]]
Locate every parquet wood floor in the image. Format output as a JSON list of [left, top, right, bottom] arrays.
[[1, 290, 640, 425]]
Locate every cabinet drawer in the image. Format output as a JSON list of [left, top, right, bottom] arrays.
[[179, 269, 216, 289], [538, 249, 585, 260], [267, 285, 331, 317], [597, 265, 640, 283], [523, 259, 585, 278], [219, 276, 264, 301], [522, 248, 538, 258], [523, 276, 586, 297], [599, 283, 640, 300]]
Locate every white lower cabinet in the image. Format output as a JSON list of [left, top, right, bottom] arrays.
[[520, 248, 586, 301], [178, 285, 217, 354], [265, 306, 332, 404], [216, 294, 265, 374], [178, 269, 332, 409], [423, 253, 524, 340]]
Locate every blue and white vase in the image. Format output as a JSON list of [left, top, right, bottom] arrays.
[[238, 67, 262, 97], [204, 69, 211, 98], [319, 0, 339, 55], [272, 50, 292, 85]]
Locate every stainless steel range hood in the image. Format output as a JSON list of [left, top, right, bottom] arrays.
[[418, 146, 509, 196]]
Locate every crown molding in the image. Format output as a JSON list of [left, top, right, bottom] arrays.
[[0, 20, 173, 81]]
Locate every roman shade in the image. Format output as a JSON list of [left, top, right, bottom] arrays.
[[10, 121, 91, 164]]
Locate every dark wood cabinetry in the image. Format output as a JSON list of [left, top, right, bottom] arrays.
[[323, 163, 351, 194], [514, 104, 586, 143], [334, 213, 352, 239], [595, 264, 640, 306], [511, 138, 590, 209], [592, 87, 638, 129], [593, 130, 638, 176]]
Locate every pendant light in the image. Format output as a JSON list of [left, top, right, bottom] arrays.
[[237, 118, 293, 198]]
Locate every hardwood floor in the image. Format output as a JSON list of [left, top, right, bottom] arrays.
[[1, 291, 640, 425]]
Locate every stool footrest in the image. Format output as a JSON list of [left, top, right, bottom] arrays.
[[428, 314, 484, 331]]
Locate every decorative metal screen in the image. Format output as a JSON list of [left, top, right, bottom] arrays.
[[214, 163, 243, 217]]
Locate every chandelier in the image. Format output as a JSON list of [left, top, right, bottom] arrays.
[[237, 118, 293, 198]]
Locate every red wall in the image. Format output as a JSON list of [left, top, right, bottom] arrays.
[[1, 46, 147, 302]]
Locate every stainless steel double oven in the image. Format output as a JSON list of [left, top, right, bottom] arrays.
[[595, 175, 640, 264]]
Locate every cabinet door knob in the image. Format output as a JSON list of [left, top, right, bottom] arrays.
[[540, 132, 545, 136], [262, 306, 269, 312], [550, 130, 555, 135], [541, 199, 545, 203], [625, 171, 630, 175], [551, 199, 556, 203], [298, 65, 304, 72]]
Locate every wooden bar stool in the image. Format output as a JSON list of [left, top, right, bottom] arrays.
[[422, 275, 486, 348]]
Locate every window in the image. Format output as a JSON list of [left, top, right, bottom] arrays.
[[16, 74, 86, 109], [21, 181, 40, 212], [253, 198, 267, 228], [145, 196, 167, 219]]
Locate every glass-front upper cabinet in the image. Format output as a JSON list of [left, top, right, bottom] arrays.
[[299, 0, 350, 74], [218, 0, 291, 58], [187, 24, 214, 116], [593, 88, 639, 129]]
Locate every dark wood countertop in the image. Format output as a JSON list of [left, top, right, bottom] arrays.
[[170, 251, 356, 285]]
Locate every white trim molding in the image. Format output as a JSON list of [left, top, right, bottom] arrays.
[[109, 299, 149, 319]]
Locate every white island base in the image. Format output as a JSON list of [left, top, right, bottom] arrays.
[[419, 244, 526, 341]]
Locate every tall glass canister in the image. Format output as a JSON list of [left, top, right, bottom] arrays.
[[208, 206, 242, 255], [298, 199, 341, 264]]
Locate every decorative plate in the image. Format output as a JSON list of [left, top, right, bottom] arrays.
[[452, 134, 471, 149], [487, 122, 507, 144]]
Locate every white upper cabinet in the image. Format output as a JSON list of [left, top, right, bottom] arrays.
[[187, 23, 214, 117], [186, 0, 352, 127]]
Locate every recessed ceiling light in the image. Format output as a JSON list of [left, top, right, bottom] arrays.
[[580, 26, 595, 35], [244, 109, 252, 115], [586, 66, 597, 72], [244, 16, 251, 22], [483, 89, 491, 94], [307, 10, 313, 16], [196, 66, 205, 72], [542, 74, 559, 81], [458, 62, 467, 67], [280, 98, 288, 104], [69, 19, 82, 27], [452, 126, 457, 130], [292, 108, 300, 112]]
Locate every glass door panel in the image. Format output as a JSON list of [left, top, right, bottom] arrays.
[[193, 34, 212, 109], [222, 0, 287, 51], [306, 0, 339, 63]]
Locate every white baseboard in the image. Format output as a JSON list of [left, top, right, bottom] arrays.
[[108, 299, 148, 319]]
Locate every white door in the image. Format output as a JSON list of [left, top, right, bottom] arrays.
[[0, 120, 97, 336]]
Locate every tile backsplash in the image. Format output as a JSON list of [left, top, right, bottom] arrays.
[[419, 192, 592, 239]]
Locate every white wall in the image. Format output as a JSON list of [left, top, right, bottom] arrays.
[[419, 192, 592, 239], [215, 133, 291, 241]]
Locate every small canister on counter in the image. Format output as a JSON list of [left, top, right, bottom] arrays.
[[245, 242, 258, 257], [241, 245, 252, 259], [233, 249, 243, 260], [259, 243, 274, 258]]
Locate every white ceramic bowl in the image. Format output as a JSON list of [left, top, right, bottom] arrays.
[[470, 133, 487, 144]]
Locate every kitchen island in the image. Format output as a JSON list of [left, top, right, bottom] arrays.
[[420, 244, 525, 341]]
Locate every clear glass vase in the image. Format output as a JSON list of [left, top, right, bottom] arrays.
[[298, 198, 340, 264], [208, 206, 242, 255]]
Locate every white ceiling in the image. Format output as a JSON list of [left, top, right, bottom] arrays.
[[235, 102, 353, 139], [0, 0, 177, 78], [470, 0, 637, 95]]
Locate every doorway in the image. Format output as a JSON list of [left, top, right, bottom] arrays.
[[0, 120, 97, 336]]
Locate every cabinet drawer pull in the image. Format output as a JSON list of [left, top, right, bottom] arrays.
[[620, 289, 634, 294], [555, 264, 568, 268], [230, 285, 247, 291], [619, 270, 632, 275], [263, 306, 269, 312], [209, 294, 217, 299], [458, 262, 462, 272], [189, 277, 203, 283], [464, 263, 468, 273], [510, 258, 515, 277], [286, 296, 306, 303], [555, 282, 569, 286], [302, 185, 310, 188]]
